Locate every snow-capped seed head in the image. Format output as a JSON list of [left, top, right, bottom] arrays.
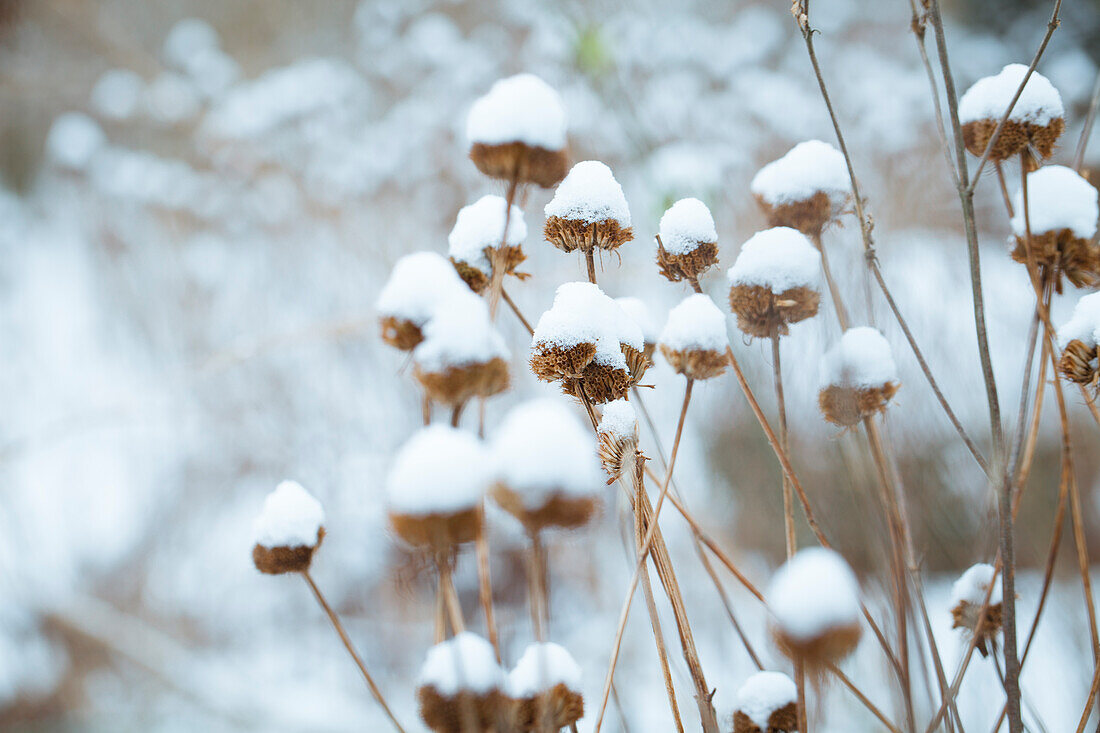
[[766, 547, 862, 669], [950, 563, 1004, 657], [544, 161, 633, 253], [466, 74, 569, 188], [818, 327, 900, 427], [386, 426, 492, 550], [507, 642, 585, 731], [1057, 292, 1100, 388], [1009, 166, 1100, 292], [413, 293, 510, 407], [448, 195, 528, 294], [418, 632, 507, 732], [959, 64, 1065, 168], [656, 198, 719, 283], [615, 297, 660, 357], [727, 227, 823, 339], [251, 480, 325, 575], [732, 671, 798, 733], [490, 399, 603, 532], [658, 294, 729, 380], [597, 398, 639, 483], [377, 251, 470, 351], [750, 140, 851, 236]]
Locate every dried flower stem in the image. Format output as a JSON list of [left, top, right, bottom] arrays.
[[488, 176, 520, 320], [795, 660, 809, 732], [809, 232, 850, 331], [1073, 71, 1100, 170], [302, 571, 407, 733], [501, 287, 534, 335], [995, 162, 1015, 219], [585, 249, 597, 284], [474, 510, 500, 662], [438, 560, 466, 634], [527, 531, 547, 641], [771, 329, 796, 560]]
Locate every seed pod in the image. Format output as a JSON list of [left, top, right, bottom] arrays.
[[506, 642, 585, 731], [949, 564, 1004, 658], [417, 633, 509, 733], [727, 227, 822, 339], [597, 399, 639, 483], [448, 195, 528, 294], [413, 294, 510, 407], [750, 140, 851, 237], [655, 198, 719, 283], [959, 65, 1064, 171], [658, 294, 729, 380], [377, 252, 470, 351], [543, 161, 633, 253], [251, 481, 325, 575], [732, 671, 799, 733], [818, 328, 900, 427]]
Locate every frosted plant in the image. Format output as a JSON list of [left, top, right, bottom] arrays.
[[727, 227, 822, 339], [655, 197, 720, 285], [596, 398, 639, 483], [658, 293, 729, 381], [732, 671, 798, 733], [1057, 291, 1100, 389], [614, 296, 660, 359], [251, 480, 325, 575], [750, 140, 850, 237], [376, 251, 471, 351], [416, 632, 507, 733], [506, 642, 584, 731], [817, 327, 900, 427], [447, 194, 528, 295], [950, 563, 1004, 658], [959, 64, 1064, 169], [543, 161, 633, 278]]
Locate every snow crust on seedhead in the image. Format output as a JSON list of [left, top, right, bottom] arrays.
[[766, 547, 861, 642], [735, 671, 797, 731], [659, 294, 728, 352], [448, 194, 527, 273], [598, 399, 637, 441], [959, 64, 1064, 126], [1011, 165, 1099, 241], [544, 161, 631, 227], [614, 297, 660, 345], [507, 642, 583, 698], [252, 480, 324, 549], [727, 227, 822, 293], [413, 293, 508, 373], [533, 282, 643, 369], [951, 563, 1003, 608], [386, 426, 493, 515], [659, 197, 717, 255], [465, 74, 567, 150], [376, 251, 469, 324], [418, 632, 505, 696], [1058, 292, 1100, 349], [819, 327, 898, 389], [491, 399, 603, 507], [750, 140, 850, 207]]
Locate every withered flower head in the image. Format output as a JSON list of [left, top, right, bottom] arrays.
[[950, 563, 1004, 657], [490, 399, 603, 532], [728, 227, 822, 339], [448, 194, 528, 294], [818, 327, 900, 427], [1056, 292, 1100, 389], [466, 74, 569, 188], [413, 293, 510, 407], [386, 426, 492, 552], [417, 633, 508, 733], [732, 671, 799, 733], [766, 548, 862, 673], [377, 252, 470, 351], [597, 399, 639, 483], [251, 480, 325, 575], [658, 294, 729, 381], [543, 161, 633, 253], [750, 140, 851, 237], [1009, 165, 1099, 292], [959, 64, 1065, 170], [656, 197, 719, 283], [506, 642, 585, 732]]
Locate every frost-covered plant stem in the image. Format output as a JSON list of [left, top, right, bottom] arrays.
[[770, 329, 796, 560], [302, 571, 407, 733]]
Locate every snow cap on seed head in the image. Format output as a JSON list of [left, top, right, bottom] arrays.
[[951, 563, 1002, 608], [377, 251, 470, 350], [448, 194, 527, 275], [466, 74, 566, 151], [733, 671, 798, 733], [1010, 165, 1099, 241], [385, 426, 494, 516], [659, 198, 717, 255], [819, 327, 897, 390], [750, 139, 850, 233], [545, 161, 631, 227], [597, 398, 639, 482], [251, 480, 325, 574], [419, 632, 505, 695], [413, 292, 509, 374], [1057, 292, 1100, 350], [658, 294, 729, 380], [507, 642, 583, 698], [728, 227, 822, 293], [959, 64, 1064, 127]]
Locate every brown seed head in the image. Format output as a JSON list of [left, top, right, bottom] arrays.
[[951, 599, 1004, 658], [818, 382, 900, 427], [252, 528, 325, 575], [659, 344, 728, 381], [656, 239, 719, 283], [754, 190, 836, 238], [530, 341, 598, 382], [544, 215, 633, 253], [729, 284, 821, 339], [415, 358, 510, 407], [510, 684, 585, 732], [1010, 228, 1100, 293], [962, 117, 1064, 171], [491, 485, 598, 532], [418, 685, 508, 733], [732, 702, 800, 733], [379, 316, 425, 351], [771, 620, 862, 674], [469, 141, 569, 189], [389, 507, 482, 552], [1059, 339, 1099, 387]]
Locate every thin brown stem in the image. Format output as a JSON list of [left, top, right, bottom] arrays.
[[995, 162, 1015, 219], [795, 660, 809, 733], [450, 402, 464, 428], [488, 177, 519, 320], [473, 508, 500, 662], [501, 287, 534, 335], [827, 663, 904, 733], [527, 531, 546, 641], [811, 232, 850, 331], [439, 561, 465, 635], [585, 249, 597, 284], [771, 331, 796, 559], [1073, 71, 1100, 171], [302, 571, 407, 733]]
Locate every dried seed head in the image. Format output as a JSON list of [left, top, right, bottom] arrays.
[[417, 633, 507, 733], [656, 198, 719, 282], [729, 284, 821, 339], [962, 118, 1063, 170], [949, 564, 1004, 657], [1056, 292, 1100, 390], [507, 642, 585, 731], [544, 161, 633, 252], [751, 141, 851, 237], [251, 481, 325, 575], [597, 399, 639, 482], [379, 315, 425, 351], [959, 64, 1065, 168], [732, 671, 799, 733], [448, 195, 529, 294], [509, 683, 585, 732], [727, 227, 822, 338], [818, 327, 899, 426], [415, 358, 511, 407], [561, 361, 633, 404], [1059, 339, 1099, 387], [818, 382, 900, 427], [658, 294, 729, 380], [466, 74, 568, 188], [412, 294, 510, 407], [377, 252, 470, 351]]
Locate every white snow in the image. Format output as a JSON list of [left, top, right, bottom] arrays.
[[532, 282, 643, 370], [766, 547, 861, 642], [143, 72, 202, 126], [735, 671, 797, 730], [418, 632, 505, 695], [1057, 291, 1100, 349], [376, 251, 470, 325], [615, 297, 660, 344], [386, 426, 494, 515], [507, 642, 583, 698], [659, 198, 717, 255], [750, 140, 850, 208], [447, 194, 527, 274], [251, 481, 325, 549], [658, 294, 729, 352], [45, 113, 105, 170], [950, 563, 1003, 607], [959, 64, 1065, 126], [465, 73, 567, 150], [491, 399, 603, 508], [413, 293, 509, 373], [598, 399, 637, 441], [163, 19, 220, 70], [727, 227, 822, 293], [90, 70, 145, 121], [1010, 165, 1098, 240], [544, 161, 632, 227], [819, 327, 898, 389]]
